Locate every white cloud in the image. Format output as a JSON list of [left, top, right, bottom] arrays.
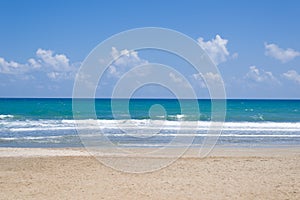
[[192, 73, 206, 88], [47, 71, 72, 80], [245, 66, 279, 84], [28, 58, 41, 68], [75, 72, 95, 90], [192, 72, 223, 88], [47, 72, 60, 79], [169, 72, 183, 83], [203, 72, 222, 83], [283, 70, 300, 84], [0, 57, 26, 74], [197, 35, 236, 65], [264, 43, 300, 63], [35, 48, 71, 71], [108, 47, 148, 77], [0, 48, 78, 81], [168, 72, 191, 88]]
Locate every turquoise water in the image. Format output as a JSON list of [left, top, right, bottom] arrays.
[[0, 98, 299, 147]]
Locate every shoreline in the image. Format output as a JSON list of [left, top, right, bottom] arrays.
[[0, 146, 300, 157]]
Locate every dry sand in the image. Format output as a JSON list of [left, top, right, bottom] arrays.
[[0, 147, 299, 199]]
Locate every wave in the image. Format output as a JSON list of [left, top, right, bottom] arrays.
[[0, 135, 65, 141], [1, 119, 300, 134], [0, 133, 300, 141], [1, 119, 299, 146], [0, 114, 14, 119]]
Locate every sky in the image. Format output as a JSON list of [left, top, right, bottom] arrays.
[[0, 0, 300, 99]]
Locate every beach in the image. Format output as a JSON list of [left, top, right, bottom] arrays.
[[1, 147, 299, 199], [0, 99, 300, 199], [1, 0, 300, 199]]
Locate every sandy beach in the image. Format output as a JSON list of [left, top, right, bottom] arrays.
[[0, 147, 299, 199]]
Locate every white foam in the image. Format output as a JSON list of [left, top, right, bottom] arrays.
[[0, 114, 14, 119], [2, 119, 300, 133], [91, 133, 300, 138], [0, 135, 65, 141]]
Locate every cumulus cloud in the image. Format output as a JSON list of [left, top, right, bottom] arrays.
[[0, 57, 26, 74], [35, 48, 72, 71], [283, 70, 300, 84], [27, 58, 41, 68], [245, 66, 279, 84], [192, 72, 223, 88], [197, 35, 236, 65], [0, 48, 78, 81], [264, 43, 300, 63], [108, 47, 148, 77]]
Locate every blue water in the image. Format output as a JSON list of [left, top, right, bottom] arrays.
[[0, 98, 299, 148]]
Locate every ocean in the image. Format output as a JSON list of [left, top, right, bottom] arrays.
[[0, 98, 299, 148]]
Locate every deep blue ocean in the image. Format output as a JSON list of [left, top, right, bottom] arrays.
[[0, 98, 299, 148]]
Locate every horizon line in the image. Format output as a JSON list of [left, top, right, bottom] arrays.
[[0, 97, 300, 100]]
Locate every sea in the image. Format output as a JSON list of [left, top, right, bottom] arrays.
[[0, 98, 299, 148]]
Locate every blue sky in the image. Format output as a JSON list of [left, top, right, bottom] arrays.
[[0, 0, 300, 98]]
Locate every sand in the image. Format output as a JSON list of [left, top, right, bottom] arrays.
[[0, 147, 299, 199]]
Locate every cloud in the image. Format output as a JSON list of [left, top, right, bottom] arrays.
[[169, 72, 183, 83], [108, 47, 148, 77], [192, 73, 206, 88], [283, 70, 300, 84], [35, 48, 72, 71], [168, 72, 191, 87], [203, 72, 223, 83], [192, 72, 223, 88], [27, 58, 41, 68], [264, 43, 300, 63], [0, 48, 78, 81], [197, 35, 236, 65], [0, 57, 26, 74], [245, 66, 280, 84], [47, 72, 60, 79]]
